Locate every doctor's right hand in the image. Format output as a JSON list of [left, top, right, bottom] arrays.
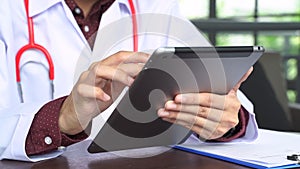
[[59, 51, 149, 135]]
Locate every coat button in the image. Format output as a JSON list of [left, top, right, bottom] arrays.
[[74, 7, 81, 15], [84, 25, 90, 32], [44, 136, 52, 145]]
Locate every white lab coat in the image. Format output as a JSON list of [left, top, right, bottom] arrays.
[[0, 0, 258, 162]]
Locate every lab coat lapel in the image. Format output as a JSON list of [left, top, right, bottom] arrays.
[[60, 2, 91, 50], [91, 0, 130, 61], [29, 0, 90, 51], [28, 0, 62, 17], [98, 0, 125, 31]]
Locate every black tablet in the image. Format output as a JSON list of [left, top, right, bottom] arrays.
[[88, 46, 265, 153]]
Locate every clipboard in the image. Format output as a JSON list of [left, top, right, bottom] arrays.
[[88, 46, 264, 153], [174, 129, 300, 169]]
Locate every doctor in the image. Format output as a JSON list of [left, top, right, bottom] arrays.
[[0, 0, 258, 162]]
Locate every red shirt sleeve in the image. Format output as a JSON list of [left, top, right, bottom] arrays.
[[25, 96, 88, 156], [212, 106, 249, 142]]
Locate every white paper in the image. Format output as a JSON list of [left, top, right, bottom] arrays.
[[176, 129, 300, 168]]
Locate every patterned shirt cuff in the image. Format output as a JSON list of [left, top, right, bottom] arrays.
[[25, 96, 88, 156], [210, 106, 249, 142]]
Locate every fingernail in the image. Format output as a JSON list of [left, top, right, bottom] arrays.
[[158, 110, 170, 117], [229, 90, 236, 95], [176, 95, 185, 102], [128, 77, 134, 85], [166, 102, 177, 109], [103, 93, 111, 101]]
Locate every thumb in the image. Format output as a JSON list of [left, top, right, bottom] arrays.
[[232, 66, 253, 92]]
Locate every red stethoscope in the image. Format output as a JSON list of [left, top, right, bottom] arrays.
[[16, 0, 138, 103]]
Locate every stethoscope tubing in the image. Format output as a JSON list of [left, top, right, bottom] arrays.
[[16, 0, 55, 102], [16, 0, 137, 103], [128, 0, 138, 52]]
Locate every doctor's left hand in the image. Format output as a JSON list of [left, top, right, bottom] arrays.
[[157, 67, 253, 140], [59, 51, 149, 135]]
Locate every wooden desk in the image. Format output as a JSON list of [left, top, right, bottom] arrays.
[[0, 140, 251, 169]]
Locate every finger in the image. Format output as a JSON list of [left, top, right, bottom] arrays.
[[77, 83, 111, 101], [164, 101, 225, 122], [88, 52, 149, 71], [117, 63, 145, 77], [188, 123, 226, 140], [242, 66, 254, 82], [160, 112, 223, 139], [174, 93, 227, 110], [102, 51, 150, 65], [158, 108, 200, 127], [92, 64, 134, 86], [163, 99, 240, 129], [158, 108, 222, 127], [93, 63, 144, 85], [175, 120, 221, 140]]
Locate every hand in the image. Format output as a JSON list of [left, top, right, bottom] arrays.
[[59, 51, 149, 135], [157, 67, 253, 140]]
